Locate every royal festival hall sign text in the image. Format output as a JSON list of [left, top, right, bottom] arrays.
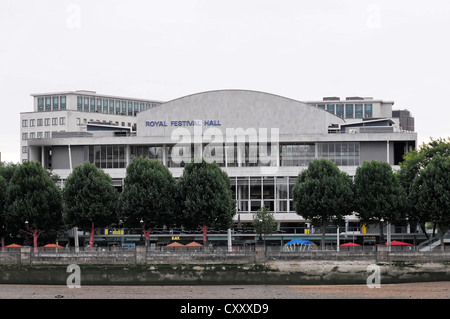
[[145, 120, 221, 127]]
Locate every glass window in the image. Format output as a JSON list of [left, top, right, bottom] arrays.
[[60, 96, 66, 110], [288, 177, 296, 200], [250, 177, 261, 200], [29, 132, 35, 139], [22, 133, 28, 140], [262, 177, 274, 200], [22, 146, 28, 153], [115, 100, 120, 115], [364, 104, 373, 118], [326, 104, 335, 114], [77, 96, 82, 111], [37, 132, 43, 138], [128, 102, 133, 116], [52, 118, 58, 125], [37, 119, 43, 126], [109, 100, 114, 114], [280, 143, 315, 166], [90, 98, 95, 112], [103, 99, 108, 114], [317, 104, 325, 110], [45, 97, 51, 111], [336, 104, 344, 118], [44, 131, 50, 138], [345, 104, 354, 118], [355, 104, 363, 118], [237, 177, 249, 200], [276, 177, 288, 200], [30, 119, 35, 127], [53, 96, 59, 111], [59, 117, 65, 125], [38, 98, 44, 111], [22, 119, 28, 127], [44, 118, 50, 126], [97, 98, 102, 112], [122, 101, 126, 115]]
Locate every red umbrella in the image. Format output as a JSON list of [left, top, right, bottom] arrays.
[[387, 240, 412, 246], [5, 243, 22, 248], [185, 241, 203, 247], [43, 243, 64, 249], [340, 242, 361, 247], [166, 242, 185, 247]]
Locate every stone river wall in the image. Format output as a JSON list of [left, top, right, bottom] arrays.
[[0, 247, 449, 285]]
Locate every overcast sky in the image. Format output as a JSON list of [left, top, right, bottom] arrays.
[[1, 0, 449, 163]]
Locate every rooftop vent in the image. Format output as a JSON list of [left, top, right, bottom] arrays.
[[323, 97, 340, 101]]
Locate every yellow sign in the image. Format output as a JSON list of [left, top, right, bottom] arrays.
[[104, 229, 124, 235], [171, 236, 180, 240]]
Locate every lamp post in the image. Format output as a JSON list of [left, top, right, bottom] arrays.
[[119, 219, 124, 248], [379, 218, 385, 246], [139, 218, 145, 246], [258, 219, 263, 244]]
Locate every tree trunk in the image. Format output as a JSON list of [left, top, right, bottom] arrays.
[[1, 237, 4, 252], [202, 225, 208, 247], [144, 229, 151, 247], [89, 221, 95, 249], [31, 229, 40, 253], [321, 220, 326, 251], [419, 222, 429, 240], [439, 226, 445, 252], [379, 220, 385, 245]]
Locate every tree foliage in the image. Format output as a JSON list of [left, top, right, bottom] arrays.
[[176, 159, 235, 243], [0, 176, 8, 240], [5, 161, 63, 249], [62, 162, 118, 242], [292, 159, 353, 249], [398, 137, 450, 236], [354, 161, 406, 240], [119, 157, 177, 241], [410, 155, 450, 250], [252, 206, 277, 241]]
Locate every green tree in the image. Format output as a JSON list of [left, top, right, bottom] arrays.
[[62, 162, 118, 248], [5, 161, 63, 252], [354, 161, 406, 243], [176, 159, 235, 246], [0, 162, 18, 182], [0, 176, 7, 250], [410, 155, 450, 251], [119, 157, 177, 246], [398, 137, 450, 237], [252, 206, 277, 244], [292, 159, 353, 250]]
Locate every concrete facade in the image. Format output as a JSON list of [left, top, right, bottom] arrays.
[[23, 89, 417, 227]]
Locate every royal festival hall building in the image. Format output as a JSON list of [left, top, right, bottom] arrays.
[[21, 89, 419, 246]]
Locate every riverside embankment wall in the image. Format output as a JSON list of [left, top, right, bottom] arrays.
[[1, 247, 449, 285]]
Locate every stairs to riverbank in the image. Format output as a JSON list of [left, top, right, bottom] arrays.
[[418, 231, 450, 251]]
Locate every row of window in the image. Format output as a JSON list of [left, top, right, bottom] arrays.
[[232, 176, 296, 213], [316, 103, 373, 119], [22, 131, 53, 141], [86, 142, 360, 168], [37, 96, 67, 111], [76, 96, 160, 116], [22, 117, 65, 127]]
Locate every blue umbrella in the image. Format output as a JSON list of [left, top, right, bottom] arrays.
[[286, 239, 312, 245]]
